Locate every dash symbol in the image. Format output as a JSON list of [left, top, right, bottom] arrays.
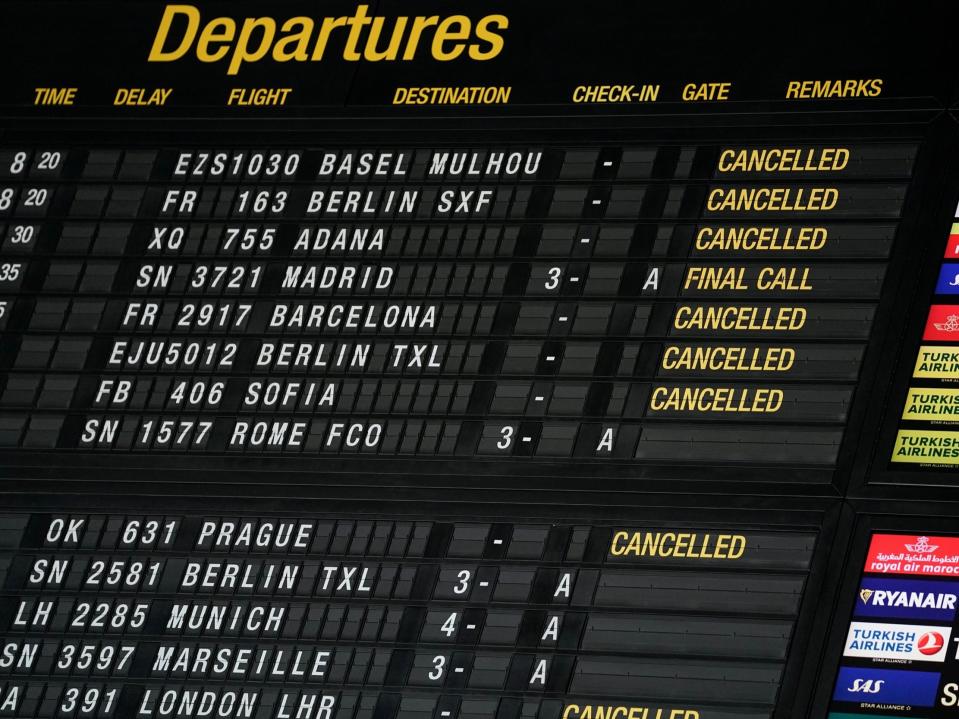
[[466, 624, 477, 629], [479, 581, 489, 587], [580, 237, 591, 244], [558, 316, 569, 322], [521, 436, 532, 443], [591, 199, 602, 205], [493, 539, 503, 545], [441, 713, 451, 717], [545, 355, 556, 361], [534, 396, 544, 402], [454, 667, 464, 673], [602, 161, 613, 167]]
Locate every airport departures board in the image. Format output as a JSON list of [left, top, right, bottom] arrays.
[[2, 2, 959, 718]]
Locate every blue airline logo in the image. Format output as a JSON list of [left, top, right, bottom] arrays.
[[857, 578, 959, 621], [833, 667, 940, 706], [936, 264, 959, 295]]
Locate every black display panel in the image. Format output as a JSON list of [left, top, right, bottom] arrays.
[[0, 132, 924, 492], [2, 2, 959, 717], [0, 499, 834, 719], [849, 139, 959, 497]]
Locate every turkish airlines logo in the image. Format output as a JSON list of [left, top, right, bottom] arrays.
[[918, 631, 945, 655], [843, 621, 951, 662]]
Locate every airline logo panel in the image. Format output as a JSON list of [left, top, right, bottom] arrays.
[[889, 199, 959, 474], [830, 534, 959, 717], [855, 579, 959, 622], [843, 622, 950, 662]]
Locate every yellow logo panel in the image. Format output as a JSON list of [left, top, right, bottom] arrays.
[[914, 346, 959, 378], [902, 388, 959, 421], [892, 429, 959, 464]]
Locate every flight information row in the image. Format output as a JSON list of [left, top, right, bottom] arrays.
[[0, 340, 867, 380], [0, 375, 864, 415], [0, 531, 807, 595], [0, 144, 919, 182], [1, 221, 899, 260], [0, 515, 813, 567], [1, 586, 802, 634], [0, 183, 909, 221], [0, 619, 793, 674], [0, 381, 856, 421], [0, 302, 878, 341], [0, 678, 776, 718], [1, 260, 889, 299], [0, 415, 844, 461]]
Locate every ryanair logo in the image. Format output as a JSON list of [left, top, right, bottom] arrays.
[[856, 578, 959, 621]]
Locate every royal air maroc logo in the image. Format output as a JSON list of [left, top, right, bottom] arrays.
[[866, 533, 959, 576], [925, 306, 959, 341], [934, 316, 959, 332], [907, 536, 940, 553]]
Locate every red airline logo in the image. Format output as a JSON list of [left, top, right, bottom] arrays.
[[866, 534, 959, 576], [918, 631, 945, 655], [924, 306, 959, 341], [946, 232, 959, 259]]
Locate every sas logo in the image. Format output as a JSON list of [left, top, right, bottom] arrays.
[[937, 265, 959, 295], [843, 621, 951, 662], [848, 679, 883, 693], [856, 578, 959, 621], [832, 667, 940, 706]]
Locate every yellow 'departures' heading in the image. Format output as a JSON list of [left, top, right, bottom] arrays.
[[148, 4, 509, 76]]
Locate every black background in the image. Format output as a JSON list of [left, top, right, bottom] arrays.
[[1, 2, 958, 717]]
